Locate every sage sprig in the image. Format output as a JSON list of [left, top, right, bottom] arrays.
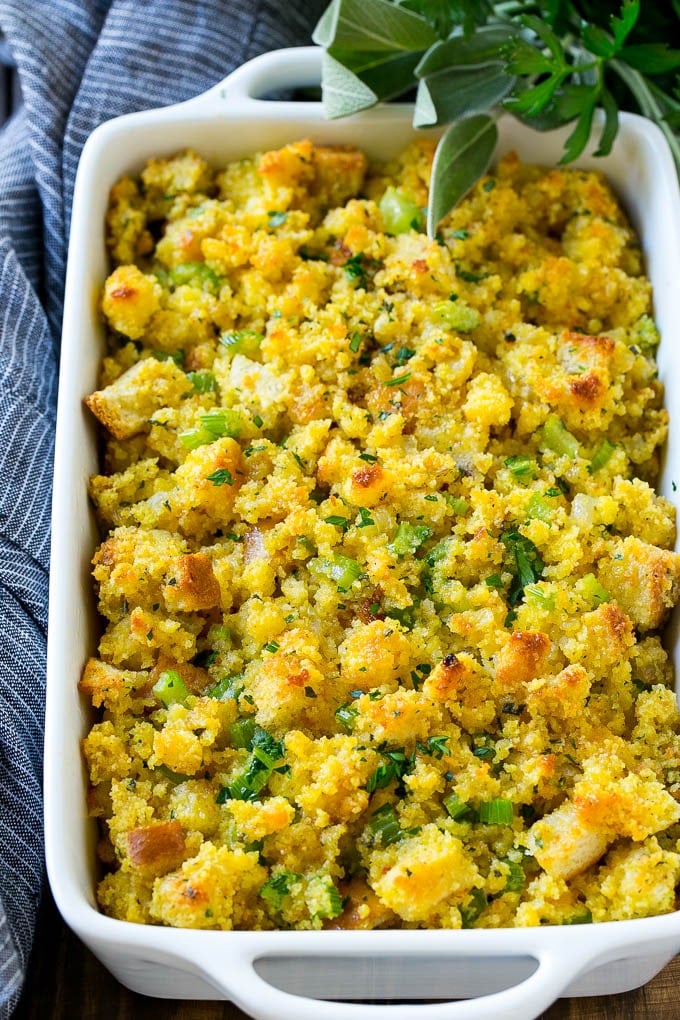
[[313, 0, 680, 236]]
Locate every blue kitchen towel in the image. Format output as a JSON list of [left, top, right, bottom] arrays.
[[0, 2, 325, 1014]]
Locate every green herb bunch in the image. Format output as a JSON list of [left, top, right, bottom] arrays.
[[313, 0, 680, 235]]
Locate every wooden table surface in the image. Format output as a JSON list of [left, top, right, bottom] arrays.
[[13, 886, 680, 1020]]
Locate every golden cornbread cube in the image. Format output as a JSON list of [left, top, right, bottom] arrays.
[[572, 755, 680, 841], [79, 657, 149, 712], [249, 647, 330, 735], [105, 177, 151, 266], [527, 801, 609, 881], [495, 631, 551, 690], [149, 699, 232, 776], [101, 264, 162, 339], [150, 843, 267, 929], [326, 877, 397, 930], [97, 870, 154, 924], [589, 839, 680, 921], [370, 825, 479, 924], [353, 689, 443, 746], [338, 619, 412, 690], [141, 149, 212, 200], [82, 721, 132, 785], [463, 373, 513, 428], [525, 664, 591, 721], [227, 797, 294, 843], [162, 552, 221, 612], [85, 357, 189, 440], [166, 779, 222, 836], [284, 731, 379, 827], [599, 536, 680, 631], [170, 437, 245, 532], [126, 820, 188, 877], [92, 525, 187, 620]]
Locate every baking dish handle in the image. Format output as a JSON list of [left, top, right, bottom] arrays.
[[198, 941, 594, 1020], [190, 47, 323, 109]]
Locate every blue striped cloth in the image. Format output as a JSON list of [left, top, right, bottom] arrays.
[[0, 2, 324, 1014]]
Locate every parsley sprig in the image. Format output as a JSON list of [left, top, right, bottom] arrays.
[[314, 0, 680, 234]]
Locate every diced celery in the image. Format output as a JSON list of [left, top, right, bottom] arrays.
[[168, 262, 220, 294], [459, 888, 488, 927], [478, 798, 514, 825], [207, 674, 244, 700], [502, 859, 526, 892], [379, 186, 423, 235], [314, 880, 345, 920], [259, 870, 299, 909], [220, 329, 263, 357], [388, 521, 433, 557], [153, 669, 189, 707], [563, 909, 593, 925], [541, 415, 580, 458], [576, 573, 611, 606], [229, 718, 257, 749], [505, 455, 537, 481], [525, 493, 552, 522], [434, 300, 480, 332], [368, 804, 402, 846], [632, 314, 660, 352], [155, 764, 191, 784], [179, 408, 243, 449], [187, 370, 217, 394], [445, 495, 469, 515], [588, 439, 616, 474], [426, 537, 453, 567], [151, 348, 184, 367], [310, 555, 362, 593], [524, 583, 556, 611], [443, 792, 472, 821]]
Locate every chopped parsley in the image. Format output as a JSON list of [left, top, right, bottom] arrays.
[[206, 468, 234, 486]]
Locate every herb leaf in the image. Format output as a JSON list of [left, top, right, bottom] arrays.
[[427, 114, 497, 238], [313, 0, 438, 53], [319, 51, 378, 118], [415, 64, 514, 128]]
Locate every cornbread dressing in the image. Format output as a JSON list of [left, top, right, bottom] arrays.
[[81, 138, 680, 931]]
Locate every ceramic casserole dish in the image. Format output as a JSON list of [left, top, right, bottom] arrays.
[[45, 45, 680, 1020]]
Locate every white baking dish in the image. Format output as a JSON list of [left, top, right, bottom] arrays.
[[46, 45, 680, 1020]]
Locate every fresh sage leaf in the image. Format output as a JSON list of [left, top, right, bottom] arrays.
[[415, 26, 517, 77], [427, 114, 497, 238], [398, 0, 493, 38], [330, 46, 424, 102], [313, 0, 340, 47], [415, 65, 514, 127], [313, 0, 437, 54], [320, 51, 378, 118]]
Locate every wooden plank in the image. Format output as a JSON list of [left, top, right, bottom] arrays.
[[14, 887, 680, 1019]]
